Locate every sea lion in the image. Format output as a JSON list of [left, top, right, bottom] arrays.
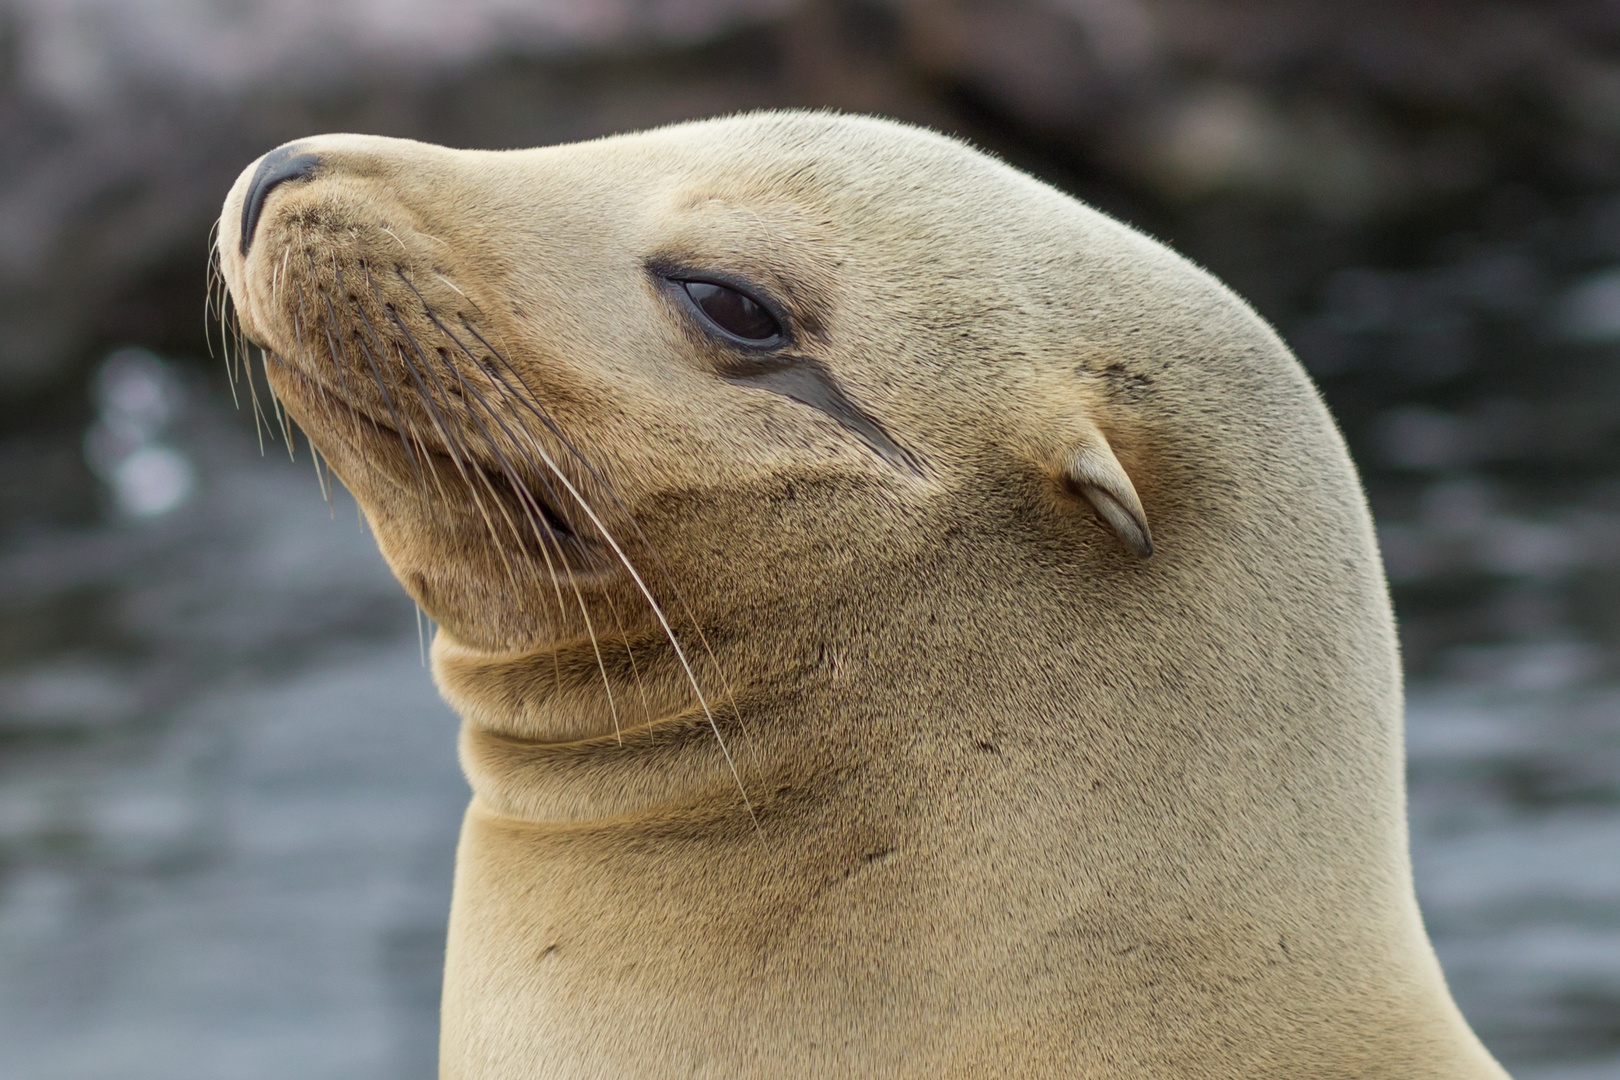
[[216, 112, 1508, 1078]]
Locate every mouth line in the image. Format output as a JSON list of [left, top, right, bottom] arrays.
[[265, 350, 588, 550]]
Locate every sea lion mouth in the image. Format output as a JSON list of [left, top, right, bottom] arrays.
[[262, 347, 604, 574], [368, 397, 583, 546]]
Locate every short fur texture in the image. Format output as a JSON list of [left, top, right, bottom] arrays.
[[216, 112, 1508, 1078]]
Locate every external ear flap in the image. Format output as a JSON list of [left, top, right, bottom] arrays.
[[1064, 441, 1153, 557]]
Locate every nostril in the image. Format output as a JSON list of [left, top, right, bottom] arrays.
[[240, 146, 322, 256]]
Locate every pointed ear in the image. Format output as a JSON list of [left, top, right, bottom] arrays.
[[1062, 436, 1153, 558]]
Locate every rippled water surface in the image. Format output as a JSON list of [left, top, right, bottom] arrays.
[[0, 373, 1616, 1078]]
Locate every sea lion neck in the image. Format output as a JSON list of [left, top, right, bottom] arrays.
[[428, 554, 1013, 830], [431, 615, 808, 826]]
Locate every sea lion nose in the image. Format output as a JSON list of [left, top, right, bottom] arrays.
[[239, 146, 322, 256]]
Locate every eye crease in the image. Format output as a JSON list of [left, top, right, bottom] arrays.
[[678, 279, 782, 343]]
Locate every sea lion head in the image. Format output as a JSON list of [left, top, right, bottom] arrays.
[[214, 113, 1508, 1077], [216, 113, 1165, 757]]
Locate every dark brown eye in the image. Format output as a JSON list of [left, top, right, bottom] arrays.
[[679, 280, 781, 343]]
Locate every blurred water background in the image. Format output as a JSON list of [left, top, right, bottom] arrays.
[[0, 1, 1617, 1076]]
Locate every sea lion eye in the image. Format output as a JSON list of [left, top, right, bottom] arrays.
[[679, 280, 781, 343]]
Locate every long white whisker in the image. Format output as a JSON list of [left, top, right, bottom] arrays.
[[502, 420, 756, 826], [434, 311, 748, 739]]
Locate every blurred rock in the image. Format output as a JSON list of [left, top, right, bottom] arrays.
[[0, 0, 1616, 409], [1558, 267, 1620, 342], [1377, 406, 1474, 470]]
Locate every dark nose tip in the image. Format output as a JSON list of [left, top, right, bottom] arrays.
[[240, 146, 322, 256]]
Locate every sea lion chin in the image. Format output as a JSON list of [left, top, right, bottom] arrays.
[[216, 112, 1509, 1078]]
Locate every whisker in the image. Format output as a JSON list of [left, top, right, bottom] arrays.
[[246, 344, 270, 454], [310, 254, 356, 398], [398, 269, 719, 745], [428, 345, 638, 741], [417, 603, 428, 667], [340, 268, 431, 483], [204, 221, 223, 363], [383, 287, 621, 733], [218, 286, 243, 410], [365, 274, 538, 600], [480, 378, 756, 824], [412, 340, 575, 690], [419, 290, 747, 743], [308, 433, 332, 506], [267, 259, 753, 818], [432, 272, 469, 301]]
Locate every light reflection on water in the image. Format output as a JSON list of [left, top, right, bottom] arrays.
[[0, 371, 461, 1080], [1409, 689, 1620, 1075], [84, 350, 197, 520], [0, 375, 1614, 1078]]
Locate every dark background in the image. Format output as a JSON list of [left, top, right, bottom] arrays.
[[1, 2, 1617, 1077]]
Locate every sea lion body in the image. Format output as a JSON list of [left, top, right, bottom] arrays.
[[217, 112, 1507, 1078]]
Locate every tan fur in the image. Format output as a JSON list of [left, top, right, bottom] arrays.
[[216, 112, 1508, 1078]]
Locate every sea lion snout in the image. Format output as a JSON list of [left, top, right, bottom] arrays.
[[217, 133, 626, 656], [215, 125, 944, 667]]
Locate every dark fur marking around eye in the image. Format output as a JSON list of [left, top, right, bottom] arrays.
[[721, 357, 922, 474]]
